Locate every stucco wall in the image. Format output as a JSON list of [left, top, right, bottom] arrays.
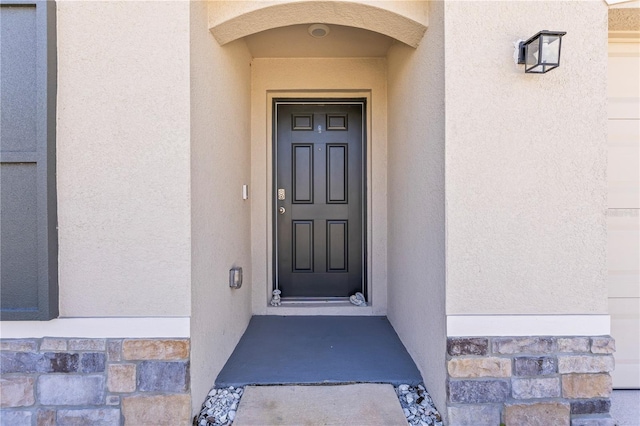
[[386, 0, 447, 414], [56, 0, 191, 317], [190, 0, 253, 415], [250, 58, 388, 315], [209, 0, 428, 26], [208, 0, 428, 47], [445, 0, 609, 315]]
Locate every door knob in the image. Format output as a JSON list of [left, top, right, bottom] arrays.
[[279, 207, 286, 215]]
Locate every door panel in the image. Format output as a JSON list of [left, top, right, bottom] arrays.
[[327, 144, 347, 203], [327, 220, 348, 271], [293, 221, 314, 272], [275, 102, 365, 298], [293, 145, 314, 203]]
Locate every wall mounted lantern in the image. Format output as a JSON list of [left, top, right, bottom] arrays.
[[517, 30, 567, 73]]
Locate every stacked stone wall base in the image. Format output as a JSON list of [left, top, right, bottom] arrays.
[[0, 338, 191, 425], [446, 336, 616, 426]]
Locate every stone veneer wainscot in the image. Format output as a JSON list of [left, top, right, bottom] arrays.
[[0, 338, 191, 425], [446, 336, 616, 426]]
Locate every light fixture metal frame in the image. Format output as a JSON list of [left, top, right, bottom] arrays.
[[517, 30, 567, 74]]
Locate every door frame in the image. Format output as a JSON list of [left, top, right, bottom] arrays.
[[250, 71, 388, 316], [272, 99, 368, 300]]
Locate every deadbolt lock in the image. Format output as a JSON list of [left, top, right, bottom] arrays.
[[278, 189, 285, 200]]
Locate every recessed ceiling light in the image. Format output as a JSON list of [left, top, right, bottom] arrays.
[[308, 24, 330, 38]]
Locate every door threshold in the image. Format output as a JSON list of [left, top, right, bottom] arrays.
[[281, 297, 351, 304], [266, 302, 374, 316]]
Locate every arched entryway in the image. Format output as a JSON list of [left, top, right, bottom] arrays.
[[208, 1, 427, 47], [190, 0, 447, 418]]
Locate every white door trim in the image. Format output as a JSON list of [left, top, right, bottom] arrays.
[[249, 58, 388, 316]]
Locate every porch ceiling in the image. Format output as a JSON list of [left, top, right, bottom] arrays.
[[244, 24, 396, 58]]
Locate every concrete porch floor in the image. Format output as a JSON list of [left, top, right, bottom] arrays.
[[611, 390, 640, 426], [233, 384, 408, 426], [215, 316, 423, 387]]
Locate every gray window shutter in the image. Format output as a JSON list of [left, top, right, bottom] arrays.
[[1, 0, 58, 320]]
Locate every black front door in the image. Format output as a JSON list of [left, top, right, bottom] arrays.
[[274, 101, 365, 298]]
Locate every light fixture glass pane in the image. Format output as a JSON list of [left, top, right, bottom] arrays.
[[541, 35, 560, 64], [525, 38, 541, 68]]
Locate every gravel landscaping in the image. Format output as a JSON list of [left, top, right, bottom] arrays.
[[195, 383, 443, 426], [195, 386, 243, 426], [396, 384, 444, 426]]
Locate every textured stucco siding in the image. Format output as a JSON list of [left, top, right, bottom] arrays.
[[444, 0, 609, 315], [56, 0, 192, 317], [386, 0, 447, 415], [190, 0, 253, 415], [208, 0, 428, 47]]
